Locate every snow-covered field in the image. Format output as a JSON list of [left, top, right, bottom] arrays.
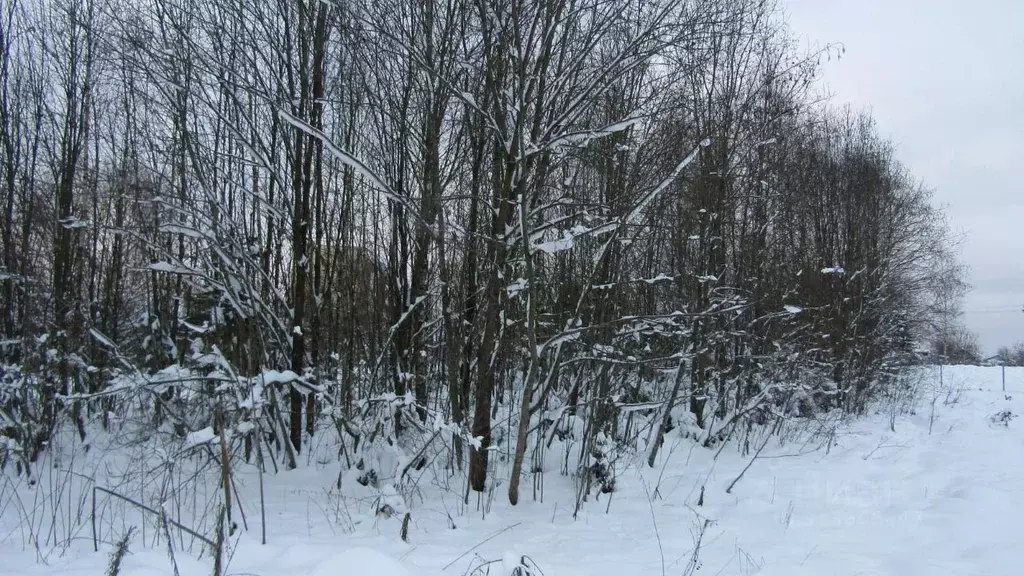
[[2, 365, 1021, 576]]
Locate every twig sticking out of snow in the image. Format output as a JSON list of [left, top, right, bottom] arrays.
[[639, 479, 666, 576], [726, 420, 778, 494], [442, 522, 522, 571]]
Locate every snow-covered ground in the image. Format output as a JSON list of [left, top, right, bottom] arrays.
[[2, 365, 1021, 575]]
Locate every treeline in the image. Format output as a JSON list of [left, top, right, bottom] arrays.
[[994, 343, 1024, 366], [1, 0, 965, 503]]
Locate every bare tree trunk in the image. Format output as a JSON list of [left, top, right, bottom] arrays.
[[288, 1, 330, 457], [648, 358, 686, 467]]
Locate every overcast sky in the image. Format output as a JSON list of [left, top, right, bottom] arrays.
[[784, 0, 1024, 354]]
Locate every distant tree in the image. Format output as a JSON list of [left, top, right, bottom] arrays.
[[933, 324, 982, 365], [995, 342, 1024, 366]]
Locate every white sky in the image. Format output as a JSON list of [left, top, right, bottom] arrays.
[[785, 0, 1024, 354]]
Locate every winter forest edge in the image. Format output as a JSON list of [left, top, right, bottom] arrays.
[[0, 0, 980, 571]]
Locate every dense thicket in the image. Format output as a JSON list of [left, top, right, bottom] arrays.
[[0, 0, 966, 506]]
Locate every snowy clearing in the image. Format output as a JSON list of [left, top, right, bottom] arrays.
[[2, 365, 1021, 576]]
